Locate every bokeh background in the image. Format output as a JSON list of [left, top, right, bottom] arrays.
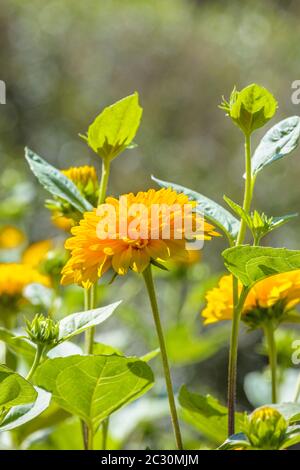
[[1, 0, 300, 449]]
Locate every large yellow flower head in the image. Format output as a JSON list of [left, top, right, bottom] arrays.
[[47, 166, 99, 232], [61, 188, 219, 288], [0, 263, 50, 298], [202, 271, 300, 327]]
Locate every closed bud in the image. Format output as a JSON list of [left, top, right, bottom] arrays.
[[247, 406, 287, 450], [26, 314, 59, 347], [220, 84, 277, 135]]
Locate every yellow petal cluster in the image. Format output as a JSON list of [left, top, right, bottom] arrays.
[[0, 263, 50, 297], [61, 188, 218, 288], [202, 271, 300, 325]]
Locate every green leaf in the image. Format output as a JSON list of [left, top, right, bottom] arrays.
[[221, 84, 277, 135], [179, 385, 245, 445], [223, 195, 251, 226], [85, 93, 142, 160], [0, 328, 35, 362], [223, 246, 300, 287], [271, 213, 298, 230], [35, 355, 154, 432], [166, 324, 229, 367], [152, 176, 240, 241], [139, 348, 160, 363], [251, 116, 300, 176], [0, 387, 51, 432], [58, 301, 121, 342], [0, 365, 37, 411], [92, 343, 123, 356], [25, 148, 93, 213]]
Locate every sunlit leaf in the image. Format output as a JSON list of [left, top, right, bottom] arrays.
[[152, 175, 239, 241], [179, 385, 245, 445], [251, 116, 300, 176], [0, 387, 51, 432], [223, 246, 300, 287], [85, 93, 142, 160], [0, 365, 37, 411], [35, 355, 154, 432], [25, 148, 93, 213]]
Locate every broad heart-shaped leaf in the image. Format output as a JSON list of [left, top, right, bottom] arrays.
[[25, 148, 93, 213], [0, 365, 37, 410], [35, 355, 154, 432], [152, 176, 239, 241], [251, 116, 300, 176], [179, 385, 245, 445], [0, 387, 51, 432], [223, 246, 300, 287], [86, 93, 142, 160], [58, 301, 121, 342]]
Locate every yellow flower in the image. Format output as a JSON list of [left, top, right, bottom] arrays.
[[22, 240, 53, 268], [0, 263, 50, 297], [202, 271, 300, 325], [47, 166, 99, 232], [61, 188, 219, 288], [0, 225, 25, 249]]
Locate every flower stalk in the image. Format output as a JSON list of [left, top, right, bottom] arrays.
[[26, 344, 44, 382], [143, 264, 183, 450], [264, 324, 278, 403]]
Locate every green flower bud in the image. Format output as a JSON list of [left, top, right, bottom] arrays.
[[246, 406, 287, 450], [220, 84, 277, 135], [26, 314, 59, 347]]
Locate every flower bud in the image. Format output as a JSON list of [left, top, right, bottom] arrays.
[[26, 314, 59, 347], [247, 406, 287, 449], [220, 84, 277, 135]]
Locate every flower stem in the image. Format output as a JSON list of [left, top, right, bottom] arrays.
[[264, 324, 278, 403], [227, 285, 248, 435], [85, 286, 96, 354], [26, 344, 44, 381], [227, 132, 253, 436], [98, 159, 110, 206], [101, 417, 109, 450], [143, 264, 183, 450]]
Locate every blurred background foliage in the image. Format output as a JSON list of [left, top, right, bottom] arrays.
[[1, 0, 300, 449]]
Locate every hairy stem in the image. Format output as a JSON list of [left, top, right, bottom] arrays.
[[143, 264, 183, 450], [228, 133, 253, 436], [264, 324, 278, 403]]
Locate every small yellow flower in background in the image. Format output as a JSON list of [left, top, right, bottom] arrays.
[[202, 271, 300, 326], [0, 225, 25, 249], [46, 166, 99, 232], [22, 240, 53, 267], [0, 263, 50, 298], [61, 188, 218, 288]]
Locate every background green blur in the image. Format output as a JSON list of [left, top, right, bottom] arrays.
[[1, 0, 300, 449]]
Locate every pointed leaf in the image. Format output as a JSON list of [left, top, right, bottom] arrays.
[[251, 116, 300, 176], [152, 176, 239, 241], [223, 246, 300, 287], [35, 355, 154, 432], [0, 328, 35, 362], [58, 301, 121, 342], [25, 148, 93, 213], [86, 93, 142, 160]]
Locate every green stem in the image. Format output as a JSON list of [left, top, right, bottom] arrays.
[[143, 265, 183, 450], [87, 427, 94, 450], [227, 132, 253, 436], [264, 324, 277, 403], [98, 159, 110, 205], [101, 417, 109, 450], [26, 345, 44, 381], [227, 286, 249, 435], [85, 286, 96, 355], [236, 133, 252, 245]]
